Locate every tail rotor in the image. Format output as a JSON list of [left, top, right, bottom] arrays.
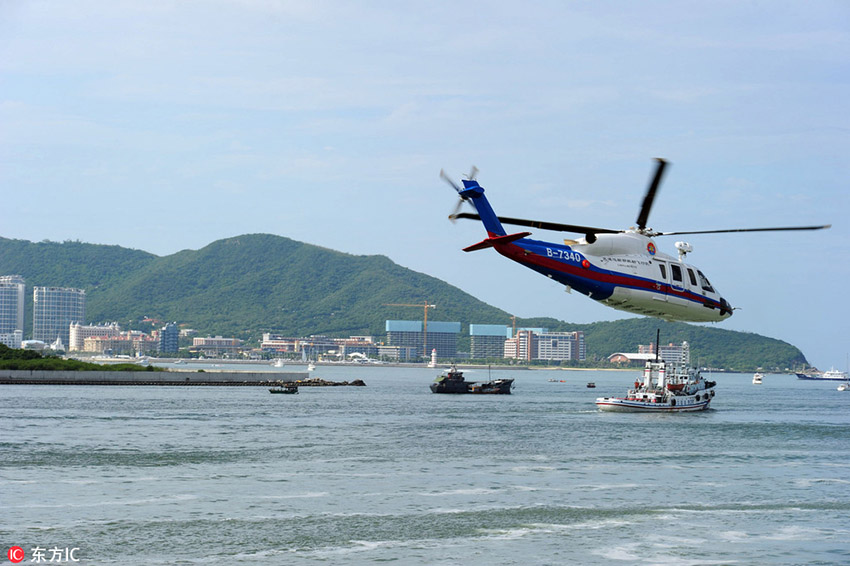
[[441, 166, 478, 222]]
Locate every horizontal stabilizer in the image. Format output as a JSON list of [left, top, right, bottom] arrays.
[[463, 232, 532, 252]]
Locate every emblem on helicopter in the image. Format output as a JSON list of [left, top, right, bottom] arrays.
[[441, 160, 830, 323]]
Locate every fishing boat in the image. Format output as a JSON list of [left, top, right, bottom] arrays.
[[430, 364, 513, 394], [753, 372, 763, 385], [596, 338, 716, 412], [269, 383, 298, 394]]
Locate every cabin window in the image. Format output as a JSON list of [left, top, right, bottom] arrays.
[[687, 268, 698, 286], [671, 264, 683, 283], [697, 270, 715, 293], [658, 264, 667, 280]]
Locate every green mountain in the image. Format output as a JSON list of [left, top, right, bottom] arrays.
[[0, 234, 807, 371]]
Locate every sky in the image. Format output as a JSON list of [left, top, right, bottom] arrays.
[[1, 1, 848, 370]]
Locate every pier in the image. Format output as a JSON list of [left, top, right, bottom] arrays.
[[0, 369, 310, 386]]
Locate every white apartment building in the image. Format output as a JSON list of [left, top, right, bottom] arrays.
[[0, 275, 25, 347], [69, 322, 122, 351]]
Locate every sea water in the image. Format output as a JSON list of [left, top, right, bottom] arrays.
[[2, 365, 849, 565]]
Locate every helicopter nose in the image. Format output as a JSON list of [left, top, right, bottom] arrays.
[[720, 297, 733, 317]]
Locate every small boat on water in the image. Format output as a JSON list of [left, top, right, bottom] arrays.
[[596, 338, 715, 412], [586, 382, 596, 388], [269, 383, 299, 394], [753, 372, 763, 385], [430, 364, 513, 394], [838, 381, 849, 391]]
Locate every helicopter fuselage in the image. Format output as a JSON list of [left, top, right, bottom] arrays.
[[485, 231, 732, 322]]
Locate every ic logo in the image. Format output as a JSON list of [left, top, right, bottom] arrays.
[[7, 546, 25, 563]]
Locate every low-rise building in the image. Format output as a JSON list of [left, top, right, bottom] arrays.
[[69, 322, 121, 352], [0, 330, 23, 349], [192, 336, 243, 356], [84, 331, 158, 356]]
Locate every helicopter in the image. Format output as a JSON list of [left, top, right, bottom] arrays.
[[441, 160, 830, 323]]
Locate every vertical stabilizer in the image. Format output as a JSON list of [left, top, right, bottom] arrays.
[[458, 179, 507, 237]]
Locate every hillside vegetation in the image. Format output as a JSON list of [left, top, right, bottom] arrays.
[[0, 235, 806, 371], [0, 343, 156, 371]]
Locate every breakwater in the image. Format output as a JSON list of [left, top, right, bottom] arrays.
[[0, 369, 310, 386]]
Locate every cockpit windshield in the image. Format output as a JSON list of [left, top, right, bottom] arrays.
[[697, 270, 715, 293]]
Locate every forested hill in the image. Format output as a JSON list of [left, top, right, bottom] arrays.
[[0, 234, 806, 371]]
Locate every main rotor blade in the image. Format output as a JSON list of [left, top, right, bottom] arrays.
[[450, 212, 620, 235], [449, 197, 465, 220], [636, 158, 668, 231], [657, 224, 831, 236]]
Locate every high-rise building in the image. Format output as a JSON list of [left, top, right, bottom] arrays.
[[386, 320, 461, 359], [159, 322, 179, 354], [470, 324, 511, 358], [33, 287, 86, 350], [0, 275, 25, 348], [536, 331, 586, 361], [504, 328, 586, 362]]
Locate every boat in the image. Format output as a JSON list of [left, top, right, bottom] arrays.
[[797, 368, 849, 381], [271, 358, 285, 368], [837, 381, 849, 391], [269, 383, 298, 394], [586, 382, 596, 388], [822, 368, 849, 380], [753, 372, 763, 385], [430, 364, 513, 394], [596, 339, 716, 412]]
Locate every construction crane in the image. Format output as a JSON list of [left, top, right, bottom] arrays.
[[384, 301, 436, 358]]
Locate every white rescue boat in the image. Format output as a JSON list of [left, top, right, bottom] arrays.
[[596, 341, 716, 413]]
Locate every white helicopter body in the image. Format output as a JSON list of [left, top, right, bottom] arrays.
[[444, 160, 828, 323]]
